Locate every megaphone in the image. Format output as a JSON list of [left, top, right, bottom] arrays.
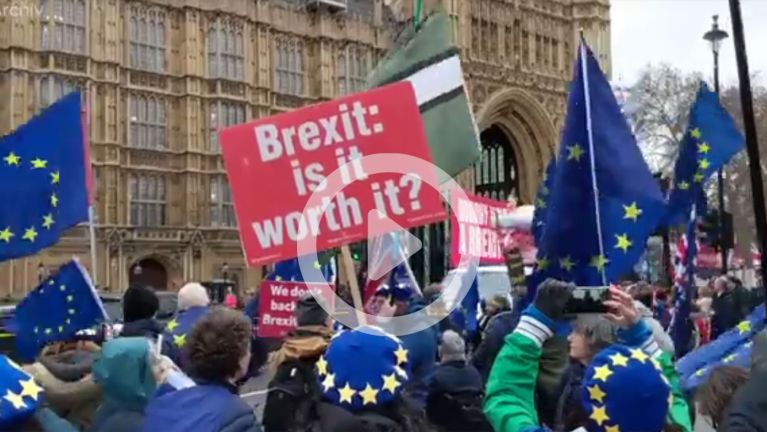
[[496, 205, 535, 231]]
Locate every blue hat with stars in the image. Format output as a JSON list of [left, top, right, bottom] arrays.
[[316, 326, 410, 411], [581, 345, 671, 432], [0, 355, 44, 428]]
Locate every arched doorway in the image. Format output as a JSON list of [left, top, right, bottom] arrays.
[[474, 124, 519, 201], [474, 88, 558, 203], [129, 258, 168, 290]]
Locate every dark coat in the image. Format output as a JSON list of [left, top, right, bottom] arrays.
[[397, 302, 439, 408], [717, 331, 767, 432], [141, 381, 261, 432], [712, 288, 751, 339], [553, 361, 587, 431], [119, 318, 163, 340], [471, 310, 521, 381], [426, 360, 491, 432]]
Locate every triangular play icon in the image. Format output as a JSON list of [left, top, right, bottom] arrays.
[[366, 210, 422, 280]]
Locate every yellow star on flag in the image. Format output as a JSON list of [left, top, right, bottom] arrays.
[[587, 385, 606, 404], [313, 261, 322, 270], [58, 325, 64, 333], [690, 128, 702, 139], [737, 320, 751, 334], [316, 356, 329, 375], [51, 193, 59, 207], [623, 202, 642, 222], [3, 152, 20, 166], [0, 227, 13, 243], [695, 368, 706, 377], [42, 214, 55, 229], [678, 181, 690, 191], [536, 198, 547, 209], [19, 379, 43, 401], [567, 144, 585, 162], [590, 405, 610, 426], [66, 295, 74, 302], [321, 373, 335, 392], [606, 425, 621, 432], [698, 158, 711, 170], [537, 256, 550, 271], [30, 158, 48, 169], [394, 346, 409, 365], [723, 354, 737, 363], [590, 255, 609, 272], [50, 171, 60, 184], [593, 365, 613, 382], [559, 256, 575, 272], [166, 319, 179, 332], [541, 186, 549, 196], [3, 390, 26, 410], [630, 349, 649, 363], [694, 172, 705, 183], [614, 234, 633, 253], [173, 333, 187, 347], [275, 276, 282, 281], [22, 227, 38, 242], [698, 142, 711, 154], [609, 353, 630, 367], [338, 383, 356, 404], [360, 383, 379, 405], [382, 373, 401, 394], [44, 328, 52, 335]]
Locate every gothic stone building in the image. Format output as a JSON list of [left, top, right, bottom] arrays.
[[0, 0, 610, 298]]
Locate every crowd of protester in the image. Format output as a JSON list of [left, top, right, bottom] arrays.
[[2, 251, 766, 432]]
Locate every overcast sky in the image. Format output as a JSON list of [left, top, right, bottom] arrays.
[[611, 0, 767, 87]]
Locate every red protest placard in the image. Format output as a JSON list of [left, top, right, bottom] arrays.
[[221, 82, 447, 266], [257, 280, 336, 338], [450, 193, 535, 267]]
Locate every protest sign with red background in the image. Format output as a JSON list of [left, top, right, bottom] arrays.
[[450, 192, 536, 267], [221, 82, 447, 266], [258, 280, 336, 338]]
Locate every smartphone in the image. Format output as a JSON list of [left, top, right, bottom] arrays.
[[564, 286, 610, 315]]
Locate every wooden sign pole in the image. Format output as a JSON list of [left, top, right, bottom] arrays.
[[339, 245, 366, 327]]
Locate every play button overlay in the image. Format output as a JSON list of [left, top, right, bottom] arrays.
[[365, 210, 422, 280], [294, 153, 481, 336]]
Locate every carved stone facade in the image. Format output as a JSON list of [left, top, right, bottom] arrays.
[[0, 0, 610, 298]]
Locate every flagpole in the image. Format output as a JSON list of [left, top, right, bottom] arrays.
[[579, 35, 607, 285], [88, 206, 98, 286]]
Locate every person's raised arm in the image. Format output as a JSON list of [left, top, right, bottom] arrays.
[[484, 279, 573, 432]]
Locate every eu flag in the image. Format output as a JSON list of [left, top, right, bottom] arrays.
[[448, 264, 479, 335], [534, 42, 665, 287], [0, 355, 45, 428], [266, 256, 334, 283], [677, 304, 764, 392], [665, 82, 745, 226], [14, 260, 107, 362], [162, 306, 210, 367], [532, 158, 557, 245], [0, 92, 89, 262]]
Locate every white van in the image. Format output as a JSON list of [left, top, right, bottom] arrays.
[[438, 265, 532, 314]]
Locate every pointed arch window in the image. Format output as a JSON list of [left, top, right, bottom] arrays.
[[129, 10, 166, 72], [208, 18, 244, 80], [40, 0, 87, 54], [130, 174, 167, 226], [474, 125, 518, 201]]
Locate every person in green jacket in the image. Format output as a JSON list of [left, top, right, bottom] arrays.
[[484, 280, 693, 432]]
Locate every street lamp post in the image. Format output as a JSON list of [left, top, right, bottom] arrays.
[[728, 0, 767, 308], [703, 15, 729, 274]]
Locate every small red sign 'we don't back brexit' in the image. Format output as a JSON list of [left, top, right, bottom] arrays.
[[220, 82, 447, 266]]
